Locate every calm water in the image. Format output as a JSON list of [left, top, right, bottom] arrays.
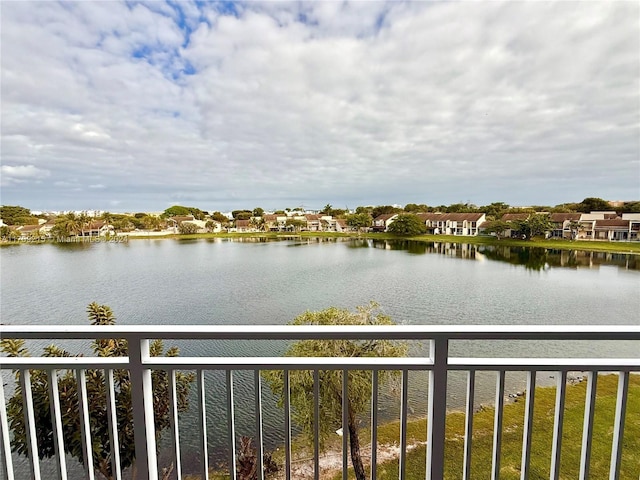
[[1, 238, 639, 477]]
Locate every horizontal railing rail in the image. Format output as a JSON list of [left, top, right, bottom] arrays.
[[1, 325, 638, 480]]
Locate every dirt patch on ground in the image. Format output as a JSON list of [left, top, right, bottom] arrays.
[[276, 441, 426, 479]]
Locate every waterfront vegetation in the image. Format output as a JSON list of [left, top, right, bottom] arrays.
[[332, 373, 639, 480], [202, 373, 639, 480], [3, 198, 640, 255], [135, 231, 640, 255], [4, 229, 640, 255]]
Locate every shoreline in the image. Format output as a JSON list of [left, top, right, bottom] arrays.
[[2, 231, 640, 255]]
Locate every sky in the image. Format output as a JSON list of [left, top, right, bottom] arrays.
[[1, 1, 638, 213]]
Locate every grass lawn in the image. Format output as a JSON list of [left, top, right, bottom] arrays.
[[194, 374, 639, 479], [126, 231, 640, 255], [332, 373, 639, 480], [5, 230, 639, 255]]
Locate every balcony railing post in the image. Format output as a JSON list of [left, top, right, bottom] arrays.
[[20, 369, 41, 480], [129, 336, 158, 480], [426, 336, 448, 480], [0, 373, 15, 480]]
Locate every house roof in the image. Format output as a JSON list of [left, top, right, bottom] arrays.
[[416, 213, 484, 222], [169, 215, 195, 223], [18, 224, 41, 232], [88, 221, 106, 230], [263, 214, 278, 222], [501, 213, 530, 221], [550, 213, 581, 222], [443, 213, 484, 221], [235, 219, 250, 228], [594, 220, 630, 229], [374, 214, 397, 221], [416, 213, 442, 221], [305, 214, 321, 221]]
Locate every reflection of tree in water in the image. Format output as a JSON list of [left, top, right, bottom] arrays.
[[480, 246, 549, 271], [346, 239, 637, 271]]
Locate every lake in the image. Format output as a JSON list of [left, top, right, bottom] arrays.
[[1, 238, 639, 477]]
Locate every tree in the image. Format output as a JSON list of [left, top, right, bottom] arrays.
[[205, 220, 219, 232], [53, 213, 82, 238], [567, 220, 581, 240], [0, 205, 37, 225], [371, 205, 402, 218], [446, 203, 477, 213], [0, 303, 195, 480], [249, 217, 264, 231], [354, 206, 373, 215], [285, 218, 305, 232], [387, 214, 427, 236], [210, 211, 229, 224], [262, 303, 406, 480], [78, 212, 91, 237], [403, 203, 429, 213], [178, 222, 199, 234], [576, 197, 611, 213], [483, 220, 510, 240], [322, 204, 333, 216], [480, 202, 510, 220], [621, 201, 640, 213], [164, 205, 206, 220], [346, 213, 372, 232], [512, 214, 552, 240], [252, 207, 265, 217], [232, 210, 253, 220]]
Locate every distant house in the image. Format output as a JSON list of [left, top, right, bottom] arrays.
[[81, 221, 113, 237], [304, 214, 322, 232], [168, 215, 195, 225], [549, 213, 581, 239], [263, 214, 288, 232], [622, 213, 640, 241], [500, 213, 532, 238], [335, 218, 349, 232], [593, 219, 631, 241], [372, 214, 398, 232], [234, 219, 251, 232], [416, 213, 486, 236], [16, 224, 44, 239]]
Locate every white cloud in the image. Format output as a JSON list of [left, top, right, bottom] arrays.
[[1, 1, 638, 211], [1, 165, 51, 186]]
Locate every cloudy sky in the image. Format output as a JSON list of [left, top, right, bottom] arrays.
[[1, 1, 638, 212]]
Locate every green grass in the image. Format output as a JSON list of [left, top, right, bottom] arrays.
[[191, 375, 639, 479], [332, 373, 640, 480], [125, 231, 640, 255], [4, 230, 639, 254]]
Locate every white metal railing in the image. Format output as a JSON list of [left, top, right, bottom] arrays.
[[1, 325, 639, 480]]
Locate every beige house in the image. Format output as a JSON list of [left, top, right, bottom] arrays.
[[417, 213, 486, 236], [372, 214, 398, 232]]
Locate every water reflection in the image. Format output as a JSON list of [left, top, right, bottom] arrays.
[[351, 239, 638, 271]]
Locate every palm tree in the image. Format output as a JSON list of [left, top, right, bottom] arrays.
[[568, 220, 581, 240], [63, 213, 82, 237]]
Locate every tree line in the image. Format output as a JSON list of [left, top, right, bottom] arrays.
[[2, 197, 638, 240]]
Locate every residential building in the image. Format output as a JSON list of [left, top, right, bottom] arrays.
[[372, 214, 398, 232], [417, 213, 486, 236], [549, 213, 581, 239]]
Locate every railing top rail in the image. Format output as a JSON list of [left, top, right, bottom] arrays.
[[2, 355, 638, 371], [1, 324, 639, 340]]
